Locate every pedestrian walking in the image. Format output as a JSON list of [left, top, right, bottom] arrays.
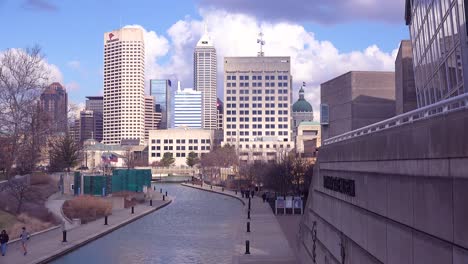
[[262, 193, 267, 203], [0, 230, 9, 256], [241, 189, 245, 198], [20, 227, 30, 256]]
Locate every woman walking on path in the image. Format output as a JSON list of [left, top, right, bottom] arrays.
[[0, 230, 9, 256], [20, 227, 30, 256]]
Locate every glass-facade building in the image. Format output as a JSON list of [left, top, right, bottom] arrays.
[[150, 79, 171, 129], [173, 88, 202, 128], [405, 0, 468, 107]]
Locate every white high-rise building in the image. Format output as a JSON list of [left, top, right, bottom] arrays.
[[103, 27, 145, 145], [194, 26, 217, 130], [174, 82, 202, 128], [223, 56, 294, 163]]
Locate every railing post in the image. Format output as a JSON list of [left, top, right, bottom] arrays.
[[247, 221, 250, 232], [245, 240, 250, 254], [150, 199, 153, 206], [163, 195, 165, 201], [104, 215, 108, 225], [248, 210, 251, 219], [62, 230, 67, 242], [131, 206, 134, 214]]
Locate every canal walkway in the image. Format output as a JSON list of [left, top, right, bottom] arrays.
[[2, 195, 172, 264], [181, 183, 297, 264]]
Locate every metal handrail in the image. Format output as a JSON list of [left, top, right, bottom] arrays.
[[323, 93, 468, 145]]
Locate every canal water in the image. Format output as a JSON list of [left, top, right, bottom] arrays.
[[52, 183, 244, 264]]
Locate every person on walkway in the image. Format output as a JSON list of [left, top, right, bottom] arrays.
[[262, 192, 267, 203], [20, 227, 29, 256], [241, 189, 245, 198], [0, 230, 9, 256]]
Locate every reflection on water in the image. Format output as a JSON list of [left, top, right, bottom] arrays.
[[53, 184, 243, 264]]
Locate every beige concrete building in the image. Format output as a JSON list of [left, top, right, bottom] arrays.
[[320, 71, 396, 142], [103, 27, 145, 145], [223, 56, 294, 163], [148, 128, 214, 167], [144, 96, 160, 142], [296, 121, 321, 158]]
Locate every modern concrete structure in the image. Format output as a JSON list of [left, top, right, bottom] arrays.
[[75, 96, 104, 142], [296, 121, 320, 158], [297, 98, 468, 264], [103, 27, 145, 145], [173, 82, 202, 128], [395, 40, 417, 115], [85, 96, 103, 113], [144, 96, 160, 142], [40, 82, 68, 134], [292, 82, 314, 142], [194, 26, 217, 130], [148, 128, 214, 166], [405, 0, 468, 107], [320, 71, 396, 142], [150, 79, 171, 129], [223, 56, 294, 163]]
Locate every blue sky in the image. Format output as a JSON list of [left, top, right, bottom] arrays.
[[0, 0, 409, 109]]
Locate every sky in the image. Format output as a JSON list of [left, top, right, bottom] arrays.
[[0, 0, 409, 115]]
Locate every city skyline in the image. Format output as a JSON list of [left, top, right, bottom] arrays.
[[0, 0, 409, 115]]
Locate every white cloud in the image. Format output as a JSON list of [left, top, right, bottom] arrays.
[[65, 81, 80, 92], [124, 9, 398, 120], [67, 60, 80, 70]]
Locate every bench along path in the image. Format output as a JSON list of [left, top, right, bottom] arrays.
[[181, 183, 297, 264], [2, 196, 171, 264]]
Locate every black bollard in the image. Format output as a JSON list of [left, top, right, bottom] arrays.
[[165, 191, 168, 196], [245, 240, 250, 254], [247, 222, 250, 232], [248, 198, 251, 210], [153, 186, 156, 191], [150, 199, 153, 206], [62, 230, 67, 242], [210, 185, 212, 189], [131, 206, 134, 214], [248, 210, 251, 219], [163, 195, 166, 201], [222, 187, 224, 192], [235, 190, 238, 195], [160, 188, 162, 193], [104, 215, 108, 225]]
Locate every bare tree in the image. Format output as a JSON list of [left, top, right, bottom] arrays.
[[0, 46, 51, 178], [5, 178, 31, 213], [123, 148, 136, 169]]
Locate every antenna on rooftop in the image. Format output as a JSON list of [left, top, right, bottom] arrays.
[[257, 32, 265, 57]]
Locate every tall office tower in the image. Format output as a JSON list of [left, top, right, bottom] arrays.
[[144, 96, 160, 142], [40, 82, 68, 135], [223, 57, 294, 163], [405, 0, 467, 107], [83, 96, 103, 142], [150, 79, 171, 129], [174, 82, 202, 128], [103, 27, 145, 145], [194, 26, 217, 129]]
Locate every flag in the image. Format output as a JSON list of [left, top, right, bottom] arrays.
[[110, 153, 118, 163]]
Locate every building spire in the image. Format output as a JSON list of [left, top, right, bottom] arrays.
[[257, 32, 265, 57], [299, 82, 306, 100]]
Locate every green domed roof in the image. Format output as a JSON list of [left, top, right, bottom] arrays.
[[293, 84, 313, 112]]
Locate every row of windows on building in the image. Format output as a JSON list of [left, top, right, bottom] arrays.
[[227, 89, 289, 94], [226, 131, 289, 136], [226, 109, 289, 115], [150, 139, 211, 144], [226, 103, 288, 108], [226, 115, 289, 122], [226, 82, 289, 87], [226, 123, 289, 129], [151, 152, 207, 158], [226, 75, 288, 80], [226, 96, 289, 101], [151, 145, 210, 151]]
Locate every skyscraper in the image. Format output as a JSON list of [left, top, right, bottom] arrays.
[[194, 26, 217, 129], [144, 95, 160, 142], [103, 27, 145, 145], [150, 79, 171, 129], [174, 82, 202, 128], [223, 56, 294, 163], [40, 82, 68, 134]]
